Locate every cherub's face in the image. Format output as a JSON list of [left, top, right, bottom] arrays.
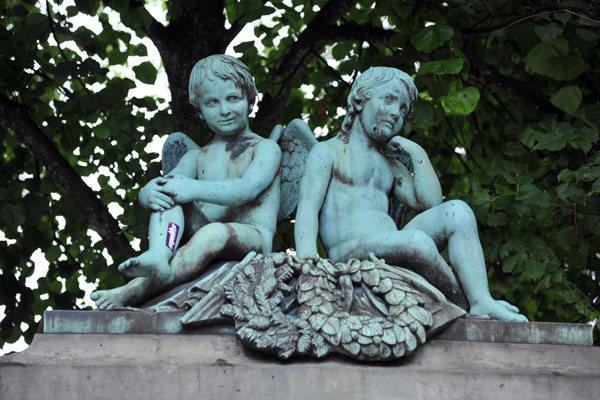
[[359, 81, 410, 143], [195, 78, 249, 137]]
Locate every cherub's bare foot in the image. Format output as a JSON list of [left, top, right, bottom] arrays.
[[470, 297, 528, 322], [91, 287, 131, 310], [118, 251, 170, 280]]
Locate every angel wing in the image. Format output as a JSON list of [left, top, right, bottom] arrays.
[[269, 119, 318, 221], [161, 132, 200, 174]]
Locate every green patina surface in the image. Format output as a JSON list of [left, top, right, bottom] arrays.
[[43, 310, 592, 346]]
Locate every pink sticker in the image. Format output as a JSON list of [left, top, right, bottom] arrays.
[[166, 222, 180, 251]]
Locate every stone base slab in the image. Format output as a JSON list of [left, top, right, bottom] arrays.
[[42, 310, 593, 346], [1, 333, 599, 400]]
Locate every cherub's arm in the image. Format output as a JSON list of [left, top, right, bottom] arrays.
[[161, 139, 281, 206], [138, 149, 198, 212], [388, 136, 442, 211], [294, 142, 334, 258]]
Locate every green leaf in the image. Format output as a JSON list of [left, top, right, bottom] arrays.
[[487, 212, 507, 227], [0, 204, 26, 226], [471, 189, 490, 206], [527, 38, 574, 79], [133, 61, 157, 84], [533, 125, 572, 151], [331, 43, 350, 60], [576, 27, 600, 42], [418, 59, 463, 75], [503, 253, 526, 273], [528, 43, 557, 76], [516, 184, 551, 207], [233, 41, 255, 54], [441, 87, 480, 115], [519, 127, 537, 148], [550, 86, 582, 114], [411, 24, 454, 53], [66, 6, 79, 17], [410, 100, 436, 128], [556, 226, 577, 250], [390, 33, 406, 48], [524, 259, 546, 280], [557, 169, 576, 182], [66, 277, 81, 295], [534, 23, 563, 43], [546, 55, 585, 81], [554, 12, 572, 25], [45, 246, 61, 263], [550, 38, 569, 56], [95, 120, 120, 139], [48, 279, 63, 293], [75, 0, 100, 16], [586, 108, 600, 127], [25, 13, 51, 43], [526, 37, 583, 80], [557, 289, 579, 304], [569, 127, 599, 153]]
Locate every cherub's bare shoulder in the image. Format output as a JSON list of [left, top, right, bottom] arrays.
[[305, 140, 337, 169], [254, 135, 281, 155], [187, 147, 204, 156], [176, 147, 203, 163]]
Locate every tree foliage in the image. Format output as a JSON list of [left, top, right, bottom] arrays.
[[1, 0, 599, 350]]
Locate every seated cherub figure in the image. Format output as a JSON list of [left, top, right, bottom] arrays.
[[92, 55, 281, 309], [294, 67, 527, 322]]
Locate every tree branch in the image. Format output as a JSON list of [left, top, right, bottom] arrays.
[[464, 5, 599, 34], [225, 13, 248, 45], [0, 94, 133, 259], [141, 1, 228, 132], [254, 0, 401, 129]]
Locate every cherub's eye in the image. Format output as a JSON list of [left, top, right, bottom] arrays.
[[228, 95, 241, 103], [204, 99, 217, 107], [385, 94, 397, 105]]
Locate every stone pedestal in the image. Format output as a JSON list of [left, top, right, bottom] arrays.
[[1, 314, 598, 399]]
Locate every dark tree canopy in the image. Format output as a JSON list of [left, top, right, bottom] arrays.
[[1, 0, 599, 350]]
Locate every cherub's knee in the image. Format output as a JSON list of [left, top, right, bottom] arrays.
[[444, 200, 477, 228], [204, 223, 230, 244], [189, 223, 231, 251]]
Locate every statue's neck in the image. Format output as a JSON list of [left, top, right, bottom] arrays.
[[349, 116, 380, 149]]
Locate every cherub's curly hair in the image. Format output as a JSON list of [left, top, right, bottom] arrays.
[[188, 55, 258, 116], [339, 67, 418, 143]]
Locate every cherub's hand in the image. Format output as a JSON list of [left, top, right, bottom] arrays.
[[387, 136, 426, 162], [138, 177, 175, 212], [386, 136, 412, 156], [160, 174, 198, 204]]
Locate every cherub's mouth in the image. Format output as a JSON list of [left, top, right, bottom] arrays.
[[381, 120, 394, 128]]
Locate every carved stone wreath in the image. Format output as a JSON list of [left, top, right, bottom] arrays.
[[219, 252, 455, 361]]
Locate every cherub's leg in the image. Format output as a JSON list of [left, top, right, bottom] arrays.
[[329, 229, 467, 308], [404, 200, 527, 322], [93, 222, 266, 309], [118, 206, 184, 281], [91, 277, 156, 310], [166, 222, 267, 287]]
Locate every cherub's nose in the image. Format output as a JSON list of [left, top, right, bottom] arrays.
[[219, 102, 231, 115]]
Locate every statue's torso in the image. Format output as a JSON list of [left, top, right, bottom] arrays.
[[187, 135, 280, 234], [319, 137, 398, 254]]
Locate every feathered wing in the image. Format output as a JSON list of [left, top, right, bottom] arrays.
[[269, 119, 318, 221], [161, 132, 200, 175]]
